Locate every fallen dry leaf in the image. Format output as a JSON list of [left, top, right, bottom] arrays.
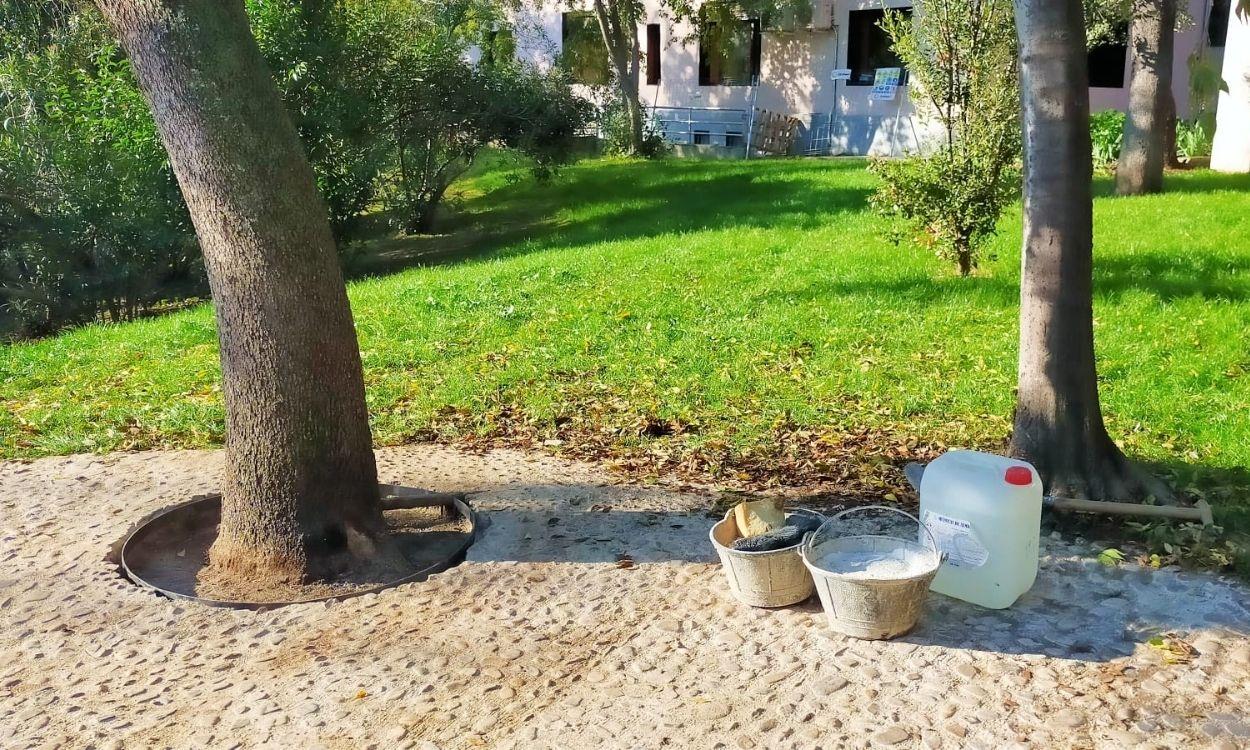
[[1146, 633, 1197, 664]]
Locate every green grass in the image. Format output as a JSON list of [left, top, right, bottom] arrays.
[[4, 157, 1250, 561]]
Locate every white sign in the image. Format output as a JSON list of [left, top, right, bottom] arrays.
[[869, 67, 902, 101], [922, 510, 989, 568], [830, 68, 852, 81]]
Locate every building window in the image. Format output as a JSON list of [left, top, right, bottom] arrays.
[[1209, 0, 1231, 46], [646, 23, 661, 84], [1088, 26, 1127, 88], [698, 19, 761, 86], [561, 11, 610, 85], [846, 8, 910, 86], [693, 130, 711, 144]]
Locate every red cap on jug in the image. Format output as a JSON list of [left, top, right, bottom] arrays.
[[1004, 466, 1033, 486]]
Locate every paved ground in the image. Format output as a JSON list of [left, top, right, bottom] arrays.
[[1, 446, 1249, 750]]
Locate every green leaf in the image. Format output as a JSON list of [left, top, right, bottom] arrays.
[[1098, 548, 1126, 566]]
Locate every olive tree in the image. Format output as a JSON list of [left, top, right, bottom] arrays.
[[869, 0, 1020, 276], [96, 0, 392, 593]]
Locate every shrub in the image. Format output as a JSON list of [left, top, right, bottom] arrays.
[[1175, 119, 1213, 164], [2, 0, 589, 338], [1090, 111, 1209, 168], [1090, 110, 1126, 168], [248, 0, 414, 240], [381, 40, 592, 232], [598, 93, 668, 159], [1, 4, 198, 339], [252, 0, 591, 234], [869, 0, 1019, 276]]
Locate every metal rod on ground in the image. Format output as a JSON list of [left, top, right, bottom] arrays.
[[903, 463, 1213, 526], [1044, 496, 1213, 525], [379, 484, 467, 511]]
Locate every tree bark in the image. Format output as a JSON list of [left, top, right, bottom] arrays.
[[1011, 0, 1170, 502], [956, 239, 973, 277], [592, 0, 645, 154], [1162, 91, 1180, 168], [96, 0, 387, 587], [1116, 0, 1176, 195]]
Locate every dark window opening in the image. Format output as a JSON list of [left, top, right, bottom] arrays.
[[561, 11, 610, 85], [698, 19, 761, 86], [1209, 0, 1231, 46], [693, 130, 711, 145], [646, 23, 661, 84], [846, 8, 910, 86], [1088, 25, 1128, 88]]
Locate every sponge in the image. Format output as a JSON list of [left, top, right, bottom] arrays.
[[733, 498, 785, 538]]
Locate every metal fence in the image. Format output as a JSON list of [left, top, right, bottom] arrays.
[[646, 106, 751, 148], [805, 112, 835, 155]]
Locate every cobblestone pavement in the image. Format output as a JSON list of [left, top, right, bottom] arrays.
[[1, 446, 1248, 750]]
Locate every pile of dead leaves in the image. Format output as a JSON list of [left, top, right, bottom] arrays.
[[404, 398, 948, 497]]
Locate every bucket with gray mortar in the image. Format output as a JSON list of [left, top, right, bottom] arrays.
[[709, 508, 823, 607]]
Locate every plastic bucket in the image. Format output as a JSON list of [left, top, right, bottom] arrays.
[[709, 508, 822, 608], [799, 505, 942, 640]]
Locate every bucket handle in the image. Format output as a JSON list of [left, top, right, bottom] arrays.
[[800, 504, 943, 565], [720, 505, 826, 528]]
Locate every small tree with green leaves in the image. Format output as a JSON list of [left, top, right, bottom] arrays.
[[868, 0, 1020, 276]]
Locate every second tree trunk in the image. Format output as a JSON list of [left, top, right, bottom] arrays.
[[1011, 0, 1170, 502], [1117, 0, 1177, 195], [593, 0, 645, 154]]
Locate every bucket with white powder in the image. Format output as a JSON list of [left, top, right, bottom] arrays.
[[799, 505, 943, 640]]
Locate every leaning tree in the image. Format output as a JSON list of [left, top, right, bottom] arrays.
[[1010, 0, 1170, 501], [95, 0, 394, 592], [1116, 0, 1178, 194], [590, 0, 646, 155]]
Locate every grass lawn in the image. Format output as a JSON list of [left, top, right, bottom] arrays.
[[4, 156, 1249, 567]]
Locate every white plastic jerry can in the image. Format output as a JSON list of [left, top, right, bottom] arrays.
[[919, 450, 1042, 609]]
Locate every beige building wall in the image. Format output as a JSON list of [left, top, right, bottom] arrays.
[[509, 0, 1222, 156]]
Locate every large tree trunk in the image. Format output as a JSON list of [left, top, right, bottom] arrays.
[[592, 0, 645, 154], [1116, 0, 1177, 194], [97, 0, 388, 589], [1011, 0, 1170, 502]]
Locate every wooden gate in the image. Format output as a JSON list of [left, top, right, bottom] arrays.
[[750, 108, 802, 156]]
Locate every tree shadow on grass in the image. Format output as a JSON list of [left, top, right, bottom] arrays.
[[1141, 459, 1250, 534], [1092, 169, 1250, 197], [1159, 170, 1250, 195], [346, 158, 875, 277], [1094, 253, 1250, 302], [350, 158, 1248, 306], [748, 272, 1019, 308], [742, 247, 1250, 308]]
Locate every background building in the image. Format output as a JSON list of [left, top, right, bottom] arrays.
[[506, 0, 1231, 156]]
